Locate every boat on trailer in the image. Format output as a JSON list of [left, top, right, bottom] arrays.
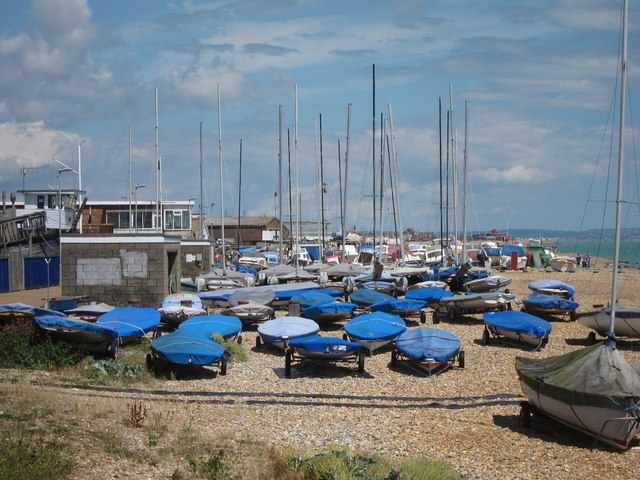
[[528, 279, 575, 299], [96, 307, 160, 344], [463, 275, 512, 293], [33, 315, 119, 357], [368, 298, 428, 321], [256, 316, 320, 350], [291, 291, 356, 323], [482, 310, 552, 351], [147, 331, 228, 375], [343, 312, 406, 353], [158, 293, 206, 327], [391, 327, 464, 376], [576, 304, 640, 344], [284, 335, 365, 377], [521, 292, 579, 320], [437, 291, 516, 321]]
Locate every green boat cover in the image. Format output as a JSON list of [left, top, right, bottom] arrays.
[[516, 342, 640, 411]]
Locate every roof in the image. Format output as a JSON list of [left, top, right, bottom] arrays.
[[205, 216, 280, 227]]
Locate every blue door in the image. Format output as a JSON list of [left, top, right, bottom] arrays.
[[0, 258, 8, 293], [24, 257, 59, 289]]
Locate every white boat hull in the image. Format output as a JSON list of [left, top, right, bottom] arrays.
[[488, 326, 544, 346], [520, 381, 640, 449], [578, 312, 640, 338]]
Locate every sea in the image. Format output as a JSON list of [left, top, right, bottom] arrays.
[[553, 239, 640, 267]]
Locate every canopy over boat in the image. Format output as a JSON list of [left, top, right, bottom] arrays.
[[291, 291, 339, 309], [0, 303, 66, 318], [405, 287, 454, 304], [302, 301, 356, 321], [484, 310, 552, 339], [516, 342, 640, 411], [96, 307, 160, 339], [34, 315, 118, 344], [179, 314, 242, 340], [369, 298, 427, 315], [150, 331, 225, 366], [528, 279, 575, 299], [257, 316, 319, 345], [349, 289, 394, 308], [228, 288, 275, 307], [463, 275, 512, 293], [522, 293, 579, 311], [395, 327, 461, 362], [344, 312, 406, 343], [161, 293, 204, 310]]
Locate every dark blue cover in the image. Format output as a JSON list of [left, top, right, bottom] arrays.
[[422, 266, 459, 281], [197, 281, 320, 302], [406, 287, 454, 304], [179, 314, 242, 340], [34, 315, 118, 340], [369, 298, 428, 314], [291, 291, 339, 309], [0, 303, 66, 317], [96, 307, 160, 338], [302, 301, 357, 320], [277, 288, 342, 302], [344, 312, 406, 342], [501, 245, 527, 256], [257, 316, 319, 344], [349, 289, 394, 308], [483, 310, 552, 338], [522, 292, 579, 311], [395, 327, 461, 362], [528, 279, 575, 299], [150, 331, 225, 365], [288, 335, 361, 355]]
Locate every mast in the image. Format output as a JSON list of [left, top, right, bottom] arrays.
[[462, 101, 469, 263], [199, 122, 204, 239], [319, 113, 326, 260], [342, 104, 352, 263], [609, 0, 628, 338], [337, 138, 343, 258], [449, 84, 459, 264], [155, 88, 161, 233], [294, 85, 300, 267], [372, 64, 377, 260], [378, 112, 385, 258], [237, 139, 242, 246], [217, 85, 226, 272], [438, 98, 444, 264], [278, 105, 283, 263], [128, 125, 132, 233], [388, 104, 404, 265], [287, 129, 293, 256]]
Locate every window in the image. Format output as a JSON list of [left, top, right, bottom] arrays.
[[164, 209, 190, 230], [37, 195, 45, 209], [47, 195, 55, 209]]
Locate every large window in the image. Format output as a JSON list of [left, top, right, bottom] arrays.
[[106, 210, 152, 230], [164, 209, 190, 230]]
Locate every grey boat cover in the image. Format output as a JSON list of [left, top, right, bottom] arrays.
[[228, 288, 275, 307], [516, 342, 640, 411], [463, 275, 512, 293], [313, 263, 368, 278], [221, 303, 273, 318]]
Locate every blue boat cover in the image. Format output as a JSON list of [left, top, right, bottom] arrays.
[[522, 293, 579, 311], [302, 301, 357, 320], [179, 314, 242, 340], [96, 307, 160, 338], [528, 279, 575, 299], [395, 327, 461, 362], [197, 281, 320, 302], [35, 315, 118, 340], [484, 310, 552, 338], [406, 287, 454, 304], [422, 266, 459, 281], [257, 316, 319, 344], [231, 265, 258, 276], [291, 291, 339, 308], [501, 245, 527, 256], [349, 289, 394, 308], [150, 331, 225, 365], [369, 298, 428, 314], [277, 288, 342, 302], [288, 335, 361, 355], [344, 312, 406, 342], [0, 303, 66, 317], [161, 293, 204, 310]]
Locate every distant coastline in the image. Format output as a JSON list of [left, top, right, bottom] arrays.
[[553, 239, 640, 267]]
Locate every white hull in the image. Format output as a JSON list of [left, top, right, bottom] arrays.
[[578, 312, 640, 338], [352, 338, 393, 353], [520, 381, 640, 449], [549, 257, 576, 272], [488, 326, 544, 346]]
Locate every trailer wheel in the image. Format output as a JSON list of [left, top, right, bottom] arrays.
[[145, 353, 154, 371], [482, 328, 491, 346], [284, 349, 292, 377], [357, 352, 365, 373], [569, 310, 576, 322], [220, 356, 228, 376], [432, 311, 440, 324], [458, 350, 465, 368], [519, 402, 532, 428], [448, 308, 456, 321], [586, 331, 596, 345], [419, 309, 427, 324], [342, 333, 348, 341], [391, 350, 398, 367], [255, 336, 262, 349], [237, 335, 243, 345]]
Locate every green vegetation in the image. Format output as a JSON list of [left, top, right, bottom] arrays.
[[0, 434, 74, 480], [0, 319, 84, 369], [212, 333, 248, 362]]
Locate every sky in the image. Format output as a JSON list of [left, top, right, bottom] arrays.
[[0, 0, 639, 235]]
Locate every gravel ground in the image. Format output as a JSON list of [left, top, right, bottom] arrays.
[[2, 267, 640, 479]]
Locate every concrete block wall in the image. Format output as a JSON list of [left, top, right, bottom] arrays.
[[180, 240, 213, 280], [61, 235, 181, 308]]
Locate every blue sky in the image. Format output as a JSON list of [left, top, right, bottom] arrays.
[[0, 0, 638, 234]]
